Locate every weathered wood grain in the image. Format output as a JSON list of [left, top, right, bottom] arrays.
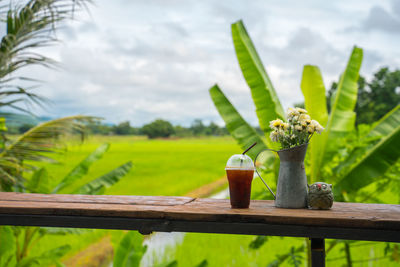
[[0, 192, 194, 206], [1, 192, 398, 267], [0, 192, 399, 232]]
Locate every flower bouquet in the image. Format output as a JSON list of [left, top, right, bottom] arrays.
[[269, 107, 324, 149]]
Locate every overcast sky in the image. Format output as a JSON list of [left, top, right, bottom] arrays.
[[27, 0, 400, 126]]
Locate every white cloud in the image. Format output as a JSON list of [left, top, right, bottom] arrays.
[[362, 6, 400, 33]]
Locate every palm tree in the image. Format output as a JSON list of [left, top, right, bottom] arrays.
[[0, 0, 92, 191]]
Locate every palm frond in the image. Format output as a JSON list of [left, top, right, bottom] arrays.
[[0, 156, 24, 191], [1, 115, 98, 164], [0, 0, 91, 112]]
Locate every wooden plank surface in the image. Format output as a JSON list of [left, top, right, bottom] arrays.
[[1, 192, 400, 231], [0, 192, 193, 206]]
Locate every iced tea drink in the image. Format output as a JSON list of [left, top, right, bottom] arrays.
[[226, 168, 254, 208], [225, 154, 255, 209]]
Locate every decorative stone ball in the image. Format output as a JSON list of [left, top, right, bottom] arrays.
[[307, 182, 333, 210]]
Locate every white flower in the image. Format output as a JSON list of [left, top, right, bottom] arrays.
[[270, 131, 279, 142], [306, 125, 315, 134], [299, 114, 311, 122], [277, 127, 285, 136], [311, 120, 324, 134], [286, 108, 300, 120], [294, 125, 303, 131], [282, 122, 290, 131], [315, 125, 324, 134], [295, 107, 308, 114], [269, 119, 284, 129]]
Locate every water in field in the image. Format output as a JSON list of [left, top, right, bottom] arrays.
[[140, 189, 229, 267]]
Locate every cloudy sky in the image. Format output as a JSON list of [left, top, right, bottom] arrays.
[[27, 0, 400, 126]]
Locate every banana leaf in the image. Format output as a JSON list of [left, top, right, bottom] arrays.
[[16, 245, 71, 267], [367, 105, 400, 138], [209, 84, 267, 159], [0, 226, 16, 267], [231, 20, 285, 137], [334, 105, 400, 199], [334, 105, 400, 177], [315, 47, 363, 177], [300, 65, 328, 183], [52, 143, 110, 193], [300, 65, 328, 126], [73, 161, 132, 195], [327, 46, 363, 134], [113, 231, 146, 267]]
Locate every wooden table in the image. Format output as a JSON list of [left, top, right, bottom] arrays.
[[1, 192, 399, 266]]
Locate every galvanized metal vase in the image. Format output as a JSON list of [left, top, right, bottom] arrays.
[[275, 143, 308, 209]]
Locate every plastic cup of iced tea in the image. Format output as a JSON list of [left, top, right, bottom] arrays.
[[225, 154, 254, 208]]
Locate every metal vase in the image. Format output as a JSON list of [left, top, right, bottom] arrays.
[[275, 143, 308, 209]]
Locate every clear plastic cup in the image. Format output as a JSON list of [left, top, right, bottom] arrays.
[[225, 154, 254, 208]]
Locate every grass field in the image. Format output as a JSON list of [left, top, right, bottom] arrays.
[[24, 135, 398, 267]]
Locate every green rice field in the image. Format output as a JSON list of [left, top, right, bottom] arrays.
[[35, 135, 240, 196]]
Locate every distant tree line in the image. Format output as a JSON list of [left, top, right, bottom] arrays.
[[6, 118, 229, 138], [85, 118, 229, 138]]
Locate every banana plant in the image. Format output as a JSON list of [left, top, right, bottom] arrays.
[[210, 19, 400, 199]]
